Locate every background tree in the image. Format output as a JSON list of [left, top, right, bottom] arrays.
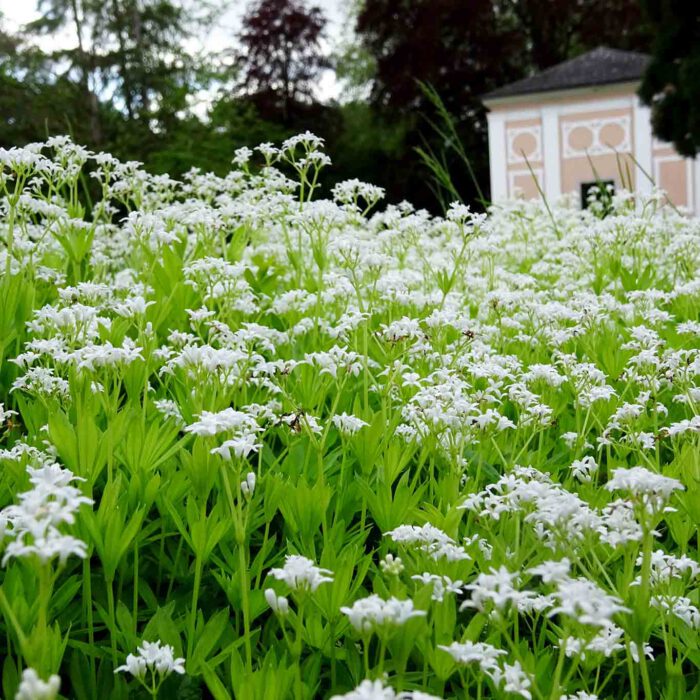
[[0, 11, 110, 148], [354, 0, 652, 208], [28, 0, 206, 138], [0, 0, 659, 209], [355, 0, 525, 208], [9, 0, 218, 171], [638, 1, 700, 157], [502, 0, 650, 70], [25, 0, 104, 143], [237, 0, 327, 124]]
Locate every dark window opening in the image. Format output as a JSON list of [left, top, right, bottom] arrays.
[[581, 179, 615, 210]]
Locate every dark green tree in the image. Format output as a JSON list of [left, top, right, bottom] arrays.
[[22, 0, 104, 143], [0, 13, 109, 148], [502, 0, 650, 71], [26, 0, 210, 146], [355, 0, 652, 208], [355, 0, 524, 208], [638, 1, 700, 157]]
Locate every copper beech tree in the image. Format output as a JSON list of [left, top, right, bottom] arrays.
[[237, 0, 327, 124]]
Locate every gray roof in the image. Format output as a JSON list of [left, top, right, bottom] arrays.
[[483, 46, 650, 101]]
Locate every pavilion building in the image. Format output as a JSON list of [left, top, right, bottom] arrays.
[[483, 46, 699, 213]]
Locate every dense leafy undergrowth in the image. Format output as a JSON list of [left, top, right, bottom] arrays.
[[0, 134, 699, 700]]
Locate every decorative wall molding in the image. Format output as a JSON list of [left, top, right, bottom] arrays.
[[652, 135, 675, 152], [491, 96, 634, 125], [506, 125, 542, 164], [562, 116, 631, 158], [653, 153, 692, 210], [653, 153, 686, 180], [508, 167, 544, 198]]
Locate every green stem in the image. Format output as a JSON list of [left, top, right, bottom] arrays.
[[106, 577, 118, 667], [37, 564, 52, 639], [549, 634, 567, 700], [133, 542, 139, 637], [187, 554, 203, 660], [0, 586, 28, 651], [238, 535, 253, 673], [83, 557, 96, 684], [377, 636, 387, 678], [5, 201, 16, 277], [294, 602, 305, 700], [636, 520, 654, 699]]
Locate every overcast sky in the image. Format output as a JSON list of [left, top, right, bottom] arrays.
[[0, 0, 347, 100]]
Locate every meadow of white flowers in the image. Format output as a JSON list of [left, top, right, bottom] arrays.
[[0, 133, 698, 699]]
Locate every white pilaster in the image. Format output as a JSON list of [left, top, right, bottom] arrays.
[[693, 157, 700, 217], [633, 98, 654, 198], [541, 105, 561, 201], [487, 111, 508, 201]]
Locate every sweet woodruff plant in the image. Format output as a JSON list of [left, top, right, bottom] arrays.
[[0, 134, 698, 699]]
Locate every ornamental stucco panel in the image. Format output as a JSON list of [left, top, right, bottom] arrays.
[[506, 125, 542, 164], [561, 116, 631, 159]]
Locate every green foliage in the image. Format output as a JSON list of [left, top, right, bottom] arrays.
[[638, 1, 700, 157], [0, 133, 699, 699]]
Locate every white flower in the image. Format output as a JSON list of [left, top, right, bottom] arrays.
[[240, 471, 256, 497], [380, 553, 404, 575], [210, 434, 261, 460], [528, 558, 571, 583], [332, 412, 368, 435], [268, 555, 333, 592], [412, 573, 463, 602], [331, 679, 398, 700], [332, 179, 385, 208], [560, 432, 579, 448], [549, 577, 629, 626], [570, 456, 598, 483], [461, 566, 533, 612], [665, 416, 700, 437], [329, 679, 442, 700], [114, 640, 185, 679], [1, 462, 92, 566], [330, 679, 396, 700], [15, 669, 61, 700], [640, 549, 700, 584], [495, 660, 532, 699], [652, 595, 700, 628], [185, 408, 260, 437], [233, 146, 253, 166], [606, 466, 684, 513], [385, 523, 470, 561], [0, 403, 17, 425], [153, 399, 184, 426], [438, 640, 506, 676], [563, 624, 625, 659], [265, 588, 290, 616], [341, 594, 426, 633]]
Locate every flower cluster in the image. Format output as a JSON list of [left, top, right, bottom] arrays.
[[0, 133, 698, 699], [268, 555, 334, 592], [0, 461, 92, 565], [341, 595, 426, 633], [115, 640, 185, 693]]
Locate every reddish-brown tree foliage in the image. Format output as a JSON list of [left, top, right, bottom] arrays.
[[238, 0, 327, 123]]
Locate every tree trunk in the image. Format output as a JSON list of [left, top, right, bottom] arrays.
[[111, 0, 135, 119], [131, 0, 150, 118], [70, 0, 102, 144]]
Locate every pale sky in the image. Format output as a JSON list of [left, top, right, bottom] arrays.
[[0, 0, 348, 101]]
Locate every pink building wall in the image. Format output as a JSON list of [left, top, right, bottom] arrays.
[[485, 84, 698, 213]]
